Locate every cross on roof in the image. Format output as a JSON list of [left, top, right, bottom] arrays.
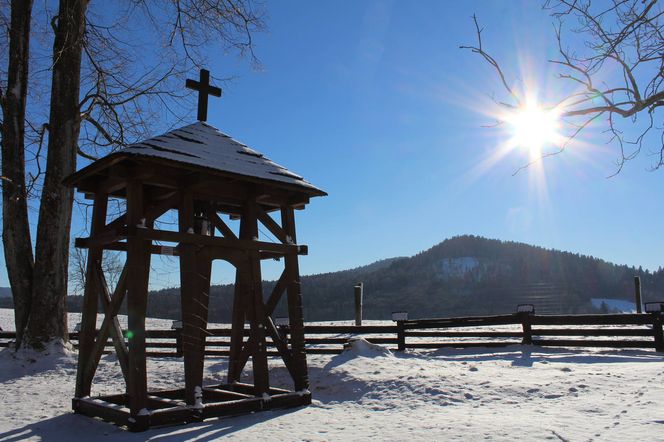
[[186, 69, 222, 122]]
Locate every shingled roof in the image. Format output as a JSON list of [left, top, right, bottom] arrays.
[[67, 121, 326, 196]]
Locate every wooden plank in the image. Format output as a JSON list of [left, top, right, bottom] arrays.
[[531, 328, 654, 337], [304, 348, 344, 355], [148, 406, 193, 427], [267, 391, 312, 409], [403, 314, 518, 326], [532, 339, 655, 348], [146, 395, 184, 410], [202, 397, 264, 419], [202, 388, 253, 401], [73, 397, 132, 427], [403, 315, 519, 329], [305, 337, 398, 345], [530, 314, 653, 326], [406, 342, 520, 349], [304, 325, 398, 334], [145, 330, 179, 338], [404, 331, 523, 338]]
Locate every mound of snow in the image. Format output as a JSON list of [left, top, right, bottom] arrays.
[[342, 338, 393, 358]]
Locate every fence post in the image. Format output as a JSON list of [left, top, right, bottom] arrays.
[[354, 283, 363, 326], [516, 304, 534, 345], [172, 320, 183, 357], [634, 276, 643, 313], [396, 320, 406, 351], [652, 312, 664, 352], [520, 312, 533, 345]]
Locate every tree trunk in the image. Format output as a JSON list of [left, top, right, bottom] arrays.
[[1, 0, 35, 347], [24, 0, 89, 348]]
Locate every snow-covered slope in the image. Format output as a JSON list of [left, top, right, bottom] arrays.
[[0, 309, 663, 441], [591, 298, 638, 313]]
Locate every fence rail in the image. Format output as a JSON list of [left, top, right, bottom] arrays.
[[1, 311, 662, 354]]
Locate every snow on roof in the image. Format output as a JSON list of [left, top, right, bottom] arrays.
[[118, 121, 324, 194]]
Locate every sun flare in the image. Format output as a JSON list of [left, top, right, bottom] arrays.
[[505, 101, 562, 157]]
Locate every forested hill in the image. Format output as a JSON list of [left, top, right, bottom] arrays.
[[294, 235, 663, 320], [6, 235, 661, 322], [140, 235, 664, 321]]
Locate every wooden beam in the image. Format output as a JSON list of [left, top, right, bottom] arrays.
[[179, 188, 199, 406], [265, 269, 288, 315], [125, 179, 151, 425], [227, 263, 247, 383], [244, 201, 270, 396], [257, 207, 289, 244], [75, 192, 108, 398], [281, 206, 309, 392], [103, 190, 181, 233], [128, 226, 307, 255], [208, 210, 238, 240], [85, 266, 129, 382], [85, 241, 181, 257], [97, 267, 130, 378]]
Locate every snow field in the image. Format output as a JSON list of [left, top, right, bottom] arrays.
[[1, 309, 663, 441]]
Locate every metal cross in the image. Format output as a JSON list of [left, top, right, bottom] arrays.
[[185, 69, 222, 122]]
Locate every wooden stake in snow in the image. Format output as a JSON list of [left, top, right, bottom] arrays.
[[354, 283, 363, 326], [634, 276, 643, 314]]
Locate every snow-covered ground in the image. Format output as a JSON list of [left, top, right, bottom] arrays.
[[591, 298, 638, 313], [1, 308, 663, 441]]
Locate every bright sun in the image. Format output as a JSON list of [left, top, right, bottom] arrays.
[[505, 101, 561, 157]]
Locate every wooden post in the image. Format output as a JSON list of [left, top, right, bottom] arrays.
[[652, 312, 664, 352], [520, 311, 533, 345], [354, 283, 363, 326], [396, 321, 406, 351], [227, 264, 247, 383], [125, 180, 151, 431], [634, 276, 643, 314], [178, 189, 203, 406], [175, 327, 183, 358], [243, 201, 269, 395], [281, 206, 309, 392], [75, 192, 108, 398]]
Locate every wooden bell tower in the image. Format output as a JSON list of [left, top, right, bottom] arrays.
[[65, 70, 326, 431]]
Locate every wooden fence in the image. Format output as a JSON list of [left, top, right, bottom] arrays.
[[1, 311, 663, 355]]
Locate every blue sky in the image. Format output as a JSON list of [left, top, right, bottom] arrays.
[[2, 0, 663, 289]]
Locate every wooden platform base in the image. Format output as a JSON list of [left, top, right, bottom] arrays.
[[72, 382, 311, 432]]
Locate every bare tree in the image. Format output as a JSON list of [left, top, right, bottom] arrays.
[[1, 0, 34, 347], [70, 248, 124, 298], [1, 0, 264, 349], [461, 0, 664, 173]]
